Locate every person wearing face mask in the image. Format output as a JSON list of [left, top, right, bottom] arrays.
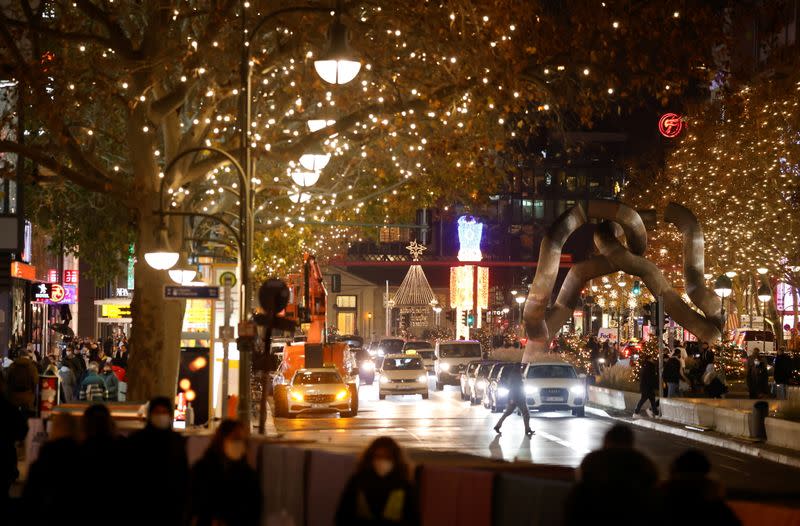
[[746, 348, 769, 399], [335, 436, 420, 526], [127, 397, 189, 526], [189, 420, 261, 526]]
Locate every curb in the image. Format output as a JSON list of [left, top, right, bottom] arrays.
[[587, 405, 800, 470]]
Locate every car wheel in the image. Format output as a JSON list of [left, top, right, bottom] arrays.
[[573, 407, 586, 417], [379, 394, 386, 400], [422, 392, 429, 400], [435, 381, 443, 391]]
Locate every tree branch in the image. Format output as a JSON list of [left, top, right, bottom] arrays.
[[73, 0, 139, 60]]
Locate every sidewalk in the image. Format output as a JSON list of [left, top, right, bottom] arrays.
[[587, 405, 800, 470]]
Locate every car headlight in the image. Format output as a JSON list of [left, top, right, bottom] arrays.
[[570, 385, 585, 396], [439, 362, 451, 371], [598, 358, 606, 364], [525, 385, 539, 395], [498, 387, 509, 397], [417, 375, 428, 383], [336, 389, 348, 400], [290, 390, 304, 402], [361, 361, 375, 371], [380, 375, 390, 384]]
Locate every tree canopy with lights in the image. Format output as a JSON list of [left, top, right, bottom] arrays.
[[0, 0, 721, 399]]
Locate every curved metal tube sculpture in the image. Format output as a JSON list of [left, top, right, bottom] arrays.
[[593, 222, 721, 343], [521, 200, 722, 362], [546, 255, 616, 336], [663, 202, 723, 328]]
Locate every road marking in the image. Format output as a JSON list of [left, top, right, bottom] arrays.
[[535, 430, 591, 455]]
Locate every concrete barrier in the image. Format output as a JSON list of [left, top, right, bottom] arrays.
[[418, 465, 494, 526], [730, 501, 800, 526], [765, 417, 800, 451], [659, 399, 716, 428], [492, 473, 572, 526], [261, 443, 308, 526], [305, 450, 357, 526], [588, 386, 626, 411], [713, 407, 752, 438]]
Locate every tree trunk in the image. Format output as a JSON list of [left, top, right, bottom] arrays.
[[127, 199, 186, 401]]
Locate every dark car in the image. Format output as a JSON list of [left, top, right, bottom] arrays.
[[459, 360, 482, 401], [469, 361, 497, 405], [483, 362, 519, 412]]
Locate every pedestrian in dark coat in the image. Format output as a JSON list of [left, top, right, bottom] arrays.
[[336, 436, 419, 526], [6, 350, 39, 414], [746, 349, 769, 399], [773, 346, 793, 400], [0, 374, 27, 510], [23, 413, 81, 525], [634, 357, 660, 416], [189, 420, 260, 526], [493, 364, 534, 436], [127, 397, 189, 526]]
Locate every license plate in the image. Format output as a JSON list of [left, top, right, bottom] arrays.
[[544, 397, 564, 402], [311, 403, 327, 408]]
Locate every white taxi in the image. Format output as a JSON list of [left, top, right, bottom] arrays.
[[523, 361, 587, 417], [287, 368, 354, 417], [379, 354, 429, 400]]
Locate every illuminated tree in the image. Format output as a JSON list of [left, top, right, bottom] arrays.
[[624, 68, 800, 331], [0, 1, 721, 399]]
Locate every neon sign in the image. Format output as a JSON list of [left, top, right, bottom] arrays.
[[32, 282, 77, 304], [457, 215, 484, 262], [658, 113, 684, 138]]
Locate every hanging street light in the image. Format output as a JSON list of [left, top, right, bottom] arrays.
[[314, 17, 361, 85], [298, 145, 331, 172], [144, 225, 179, 270], [307, 118, 337, 133], [168, 251, 198, 285], [714, 275, 733, 298], [288, 191, 312, 204], [290, 170, 321, 188]]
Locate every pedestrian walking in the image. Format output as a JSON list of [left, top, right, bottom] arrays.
[[587, 336, 601, 375], [335, 436, 420, 526], [773, 346, 792, 400], [100, 361, 120, 402], [23, 413, 81, 525], [658, 450, 741, 525], [664, 349, 682, 397], [6, 348, 39, 415], [493, 363, 534, 437], [127, 397, 189, 526], [746, 349, 769, 399], [79, 362, 108, 401], [189, 420, 261, 526], [699, 342, 715, 370], [634, 356, 660, 417], [57, 363, 77, 403], [0, 374, 28, 510]]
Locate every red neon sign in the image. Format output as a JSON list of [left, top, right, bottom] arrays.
[[64, 270, 79, 284], [49, 284, 66, 303], [658, 113, 684, 138], [47, 269, 58, 283]]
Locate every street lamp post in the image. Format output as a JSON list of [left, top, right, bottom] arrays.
[[714, 275, 733, 337], [758, 283, 772, 351], [515, 295, 526, 338]]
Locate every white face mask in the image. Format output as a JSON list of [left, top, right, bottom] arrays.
[[150, 414, 172, 430], [754, 360, 761, 366], [223, 440, 247, 461], [373, 459, 394, 477]]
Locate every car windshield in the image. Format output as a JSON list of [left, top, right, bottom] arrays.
[[404, 341, 432, 350], [416, 350, 435, 359], [383, 357, 423, 370], [293, 371, 342, 385], [380, 340, 405, 353], [526, 365, 577, 379], [439, 343, 481, 358]]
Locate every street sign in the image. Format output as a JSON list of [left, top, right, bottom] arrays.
[[164, 286, 220, 299], [219, 272, 237, 287], [238, 321, 256, 337]]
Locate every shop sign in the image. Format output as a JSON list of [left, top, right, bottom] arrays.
[[658, 113, 684, 138], [115, 288, 131, 297], [47, 269, 58, 283], [22, 220, 32, 263], [64, 269, 79, 284], [11, 261, 36, 281], [101, 304, 131, 319], [32, 282, 77, 304]]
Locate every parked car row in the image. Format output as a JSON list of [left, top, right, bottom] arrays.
[[459, 360, 587, 417]]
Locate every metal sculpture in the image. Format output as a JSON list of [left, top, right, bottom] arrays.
[[522, 199, 722, 361]]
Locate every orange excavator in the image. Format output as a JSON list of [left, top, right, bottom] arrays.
[[272, 253, 359, 417]]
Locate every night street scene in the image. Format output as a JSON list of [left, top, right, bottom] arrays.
[[3, 0, 800, 525]]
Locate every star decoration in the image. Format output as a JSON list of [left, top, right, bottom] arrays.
[[406, 240, 427, 261]]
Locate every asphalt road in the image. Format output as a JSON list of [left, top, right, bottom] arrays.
[[275, 378, 800, 503]]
